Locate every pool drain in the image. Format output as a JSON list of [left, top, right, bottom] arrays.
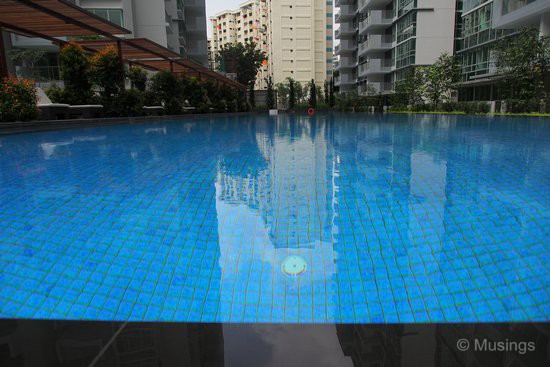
[[281, 255, 307, 276]]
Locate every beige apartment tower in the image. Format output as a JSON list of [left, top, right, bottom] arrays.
[[267, 0, 333, 86]]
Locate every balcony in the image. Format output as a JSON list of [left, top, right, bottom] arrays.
[[335, 0, 355, 7], [358, 58, 392, 77], [335, 22, 357, 39], [358, 0, 394, 12], [359, 10, 393, 35], [335, 39, 358, 55], [336, 55, 357, 70], [335, 73, 357, 86], [358, 34, 393, 56], [335, 5, 357, 23], [359, 81, 393, 95]]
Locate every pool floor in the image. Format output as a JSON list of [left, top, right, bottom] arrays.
[[0, 113, 548, 322]]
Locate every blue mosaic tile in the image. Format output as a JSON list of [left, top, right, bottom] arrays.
[[0, 114, 549, 323]]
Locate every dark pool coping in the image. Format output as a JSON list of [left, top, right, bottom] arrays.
[[0, 112, 268, 135]]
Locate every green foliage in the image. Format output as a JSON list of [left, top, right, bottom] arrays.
[[0, 77, 38, 122], [117, 89, 144, 117], [266, 76, 275, 109], [59, 42, 93, 105], [324, 81, 329, 104], [276, 82, 289, 108], [308, 79, 317, 108], [495, 28, 550, 111], [128, 66, 147, 92], [329, 77, 335, 107], [249, 82, 255, 108], [424, 53, 460, 106], [90, 46, 125, 107], [393, 67, 426, 109], [45, 83, 65, 103], [148, 70, 184, 114], [216, 41, 266, 87], [288, 78, 296, 109]]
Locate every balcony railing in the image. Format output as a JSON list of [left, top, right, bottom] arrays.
[[336, 39, 358, 55], [359, 10, 393, 35], [358, 34, 393, 56], [358, 58, 393, 76], [335, 4, 357, 22], [359, 81, 393, 95], [359, 0, 394, 12], [335, 22, 358, 39]]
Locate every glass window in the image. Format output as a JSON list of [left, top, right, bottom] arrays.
[[89, 9, 124, 27]]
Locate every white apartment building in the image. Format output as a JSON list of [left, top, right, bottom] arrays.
[[267, 0, 333, 87], [492, 0, 550, 36], [210, 0, 270, 89], [335, 0, 457, 95]]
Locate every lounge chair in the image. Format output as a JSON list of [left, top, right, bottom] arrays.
[[142, 106, 165, 116], [36, 88, 69, 120], [36, 88, 103, 120]]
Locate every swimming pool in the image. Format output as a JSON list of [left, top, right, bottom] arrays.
[[0, 113, 548, 323]]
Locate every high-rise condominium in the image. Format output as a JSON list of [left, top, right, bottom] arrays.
[[267, 0, 334, 87], [72, 0, 208, 65], [210, 0, 270, 89], [210, 0, 333, 89], [335, 0, 457, 95]]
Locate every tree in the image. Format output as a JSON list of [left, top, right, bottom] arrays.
[[330, 77, 336, 107], [495, 27, 550, 108], [266, 76, 275, 109], [324, 81, 329, 104], [424, 53, 460, 107], [308, 79, 317, 108], [276, 82, 289, 108], [90, 45, 126, 115], [128, 66, 147, 92], [393, 67, 426, 109], [59, 41, 93, 105], [216, 41, 266, 88], [288, 77, 296, 109], [294, 81, 305, 104], [249, 81, 255, 108]]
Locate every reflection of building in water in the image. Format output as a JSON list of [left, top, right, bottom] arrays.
[[0, 320, 224, 366], [336, 324, 403, 367], [214, 115, 340, 321]]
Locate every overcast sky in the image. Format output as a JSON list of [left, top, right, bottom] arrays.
[[206, 0, 242, 36]]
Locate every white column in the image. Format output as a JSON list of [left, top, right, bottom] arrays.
[[540, 13, 550, 37]]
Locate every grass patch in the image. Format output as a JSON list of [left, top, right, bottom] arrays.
[[388, 110, 550, 117]]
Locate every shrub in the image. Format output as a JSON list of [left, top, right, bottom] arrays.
[[117, 89, 144, 117], [148, 70, 184, 114], [0, 77, 38, 122], [60, 42, 93, 104], [128, 66, 147, 92], [90, 46, 125, 116], [45, 83, 65, 103]]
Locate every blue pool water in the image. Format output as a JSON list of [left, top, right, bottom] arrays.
[[0, 113, 548, 323]]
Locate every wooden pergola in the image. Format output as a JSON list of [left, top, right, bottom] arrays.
[[0, 0, 245, 90], [75, 39, 245, 90]]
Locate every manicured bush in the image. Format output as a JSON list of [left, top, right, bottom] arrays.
[[60, 42, 93, 105], [0, 77, 38, 122]]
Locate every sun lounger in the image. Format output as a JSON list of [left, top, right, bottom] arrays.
[[143, 106, 165, 116], [36, 88, 103, 120]]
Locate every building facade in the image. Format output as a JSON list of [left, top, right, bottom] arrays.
[[335, 0, 458, 96], [492, 0, 550, 35], [209, 1, 270, 89], [71, 0, 208, 65], [267, 0, 333, 87]]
